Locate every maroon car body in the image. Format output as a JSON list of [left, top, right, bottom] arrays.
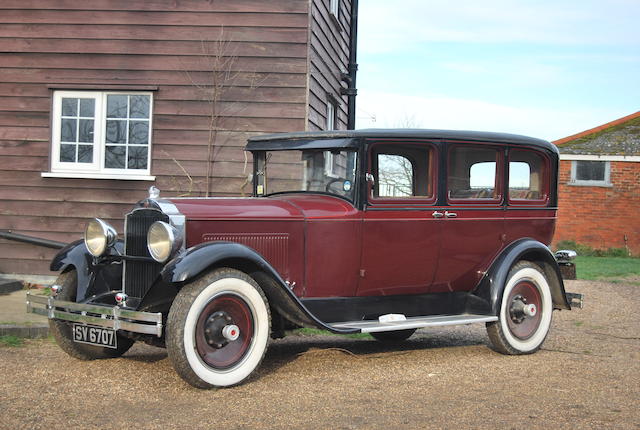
[[29, 129, 581, 389]]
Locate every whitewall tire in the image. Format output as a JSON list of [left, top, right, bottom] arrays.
[[167, 268, 270, 388], [487, 261, 553, 355]]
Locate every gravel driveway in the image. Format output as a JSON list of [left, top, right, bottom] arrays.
[[1, 279, 638, 430]]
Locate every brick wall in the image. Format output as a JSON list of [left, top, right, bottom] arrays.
[[554, 160, 640, 255]]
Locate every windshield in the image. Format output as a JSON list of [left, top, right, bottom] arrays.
[[263, 149, 358, 201]]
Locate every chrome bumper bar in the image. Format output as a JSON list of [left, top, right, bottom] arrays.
[[26, 293, 163, 337]]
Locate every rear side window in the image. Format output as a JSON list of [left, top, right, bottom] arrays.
[[509, 150, 547, 201], [448, 146, 501, 201]]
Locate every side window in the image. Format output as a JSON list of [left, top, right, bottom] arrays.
[[509, 150, 547, 200], [372, 144, 434, 199], [570, 160, 610, 186], [448, 146, 500, 201]]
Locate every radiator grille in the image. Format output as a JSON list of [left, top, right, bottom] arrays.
[[123, 209, 169, 298]]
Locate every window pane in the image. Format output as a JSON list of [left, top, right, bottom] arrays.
[[509, 162, 530, 189], [106, 120, 127, 143], [576, 161, 605, 181], [78, 119, 94, 143], [129, 121, 149, 145], [61, 118, 77, 142], [107, 95, 128, 118], [105, 146, 126, 169], [130, 95, 150, 119], [79, 99, 95, 117], [77, 145, 93, 163], [449, 146, 498, 199], [61, 98, 77, 117], [378, 154, 413, 197], [128, 146, 148, 169], [509, 150, 545, 200], [60, 144, 76, 162]]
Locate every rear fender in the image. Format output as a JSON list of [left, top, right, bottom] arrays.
[[156, 241, 358, 334], [473, 238, 570, 315]]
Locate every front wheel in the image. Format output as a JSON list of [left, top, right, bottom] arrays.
[[486, 261, 553, 355], [49, 270, 134, 360], [166, 268, 271, 389]]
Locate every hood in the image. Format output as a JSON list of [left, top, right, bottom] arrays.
[[167, 195, 358, 221]]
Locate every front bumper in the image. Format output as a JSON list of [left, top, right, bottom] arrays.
[[26, 293, 163, 337]]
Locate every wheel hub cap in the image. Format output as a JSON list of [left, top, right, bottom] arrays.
[[507, 283, 543, 340], [195, 294, 254, 369]]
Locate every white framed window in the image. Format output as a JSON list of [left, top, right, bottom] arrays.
[[46, 90, 154, 180], [325, 99, 336, 131], [330, 0, 339, 18], [570, 160, 611, 187]]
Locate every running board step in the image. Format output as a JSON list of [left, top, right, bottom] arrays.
[[329, 314, 498, 333]]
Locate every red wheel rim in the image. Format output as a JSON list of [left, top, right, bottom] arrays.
[[506, 280, 542, 340], [195, 294, 254, 369]]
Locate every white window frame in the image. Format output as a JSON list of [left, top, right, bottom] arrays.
[[324, 100, 339, 177], [325, 99, 336, 131], [570, 160, 611, 187], [45, 90, 155, 180], [330, 0, 339, 18]]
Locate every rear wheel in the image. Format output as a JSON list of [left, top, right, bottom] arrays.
[[370, 329, 416, 342], [486, 261, 553, 355], [49, 270, 134, 360], [166, 268, 270, 388]]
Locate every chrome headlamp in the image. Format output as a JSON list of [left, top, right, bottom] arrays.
[[147, 221, 182, 263], [84, 218, 117, 257]]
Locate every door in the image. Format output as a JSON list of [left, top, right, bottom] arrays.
[[357, 141, 441, 296], [431, 143, 506, 293]]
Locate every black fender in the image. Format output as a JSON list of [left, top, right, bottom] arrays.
[[473, 238, 571, 315], [50, 239, 124, 302], [156, 241, 359, 334]]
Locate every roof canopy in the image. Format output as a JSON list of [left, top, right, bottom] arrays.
[[246, 129, 556, 153]]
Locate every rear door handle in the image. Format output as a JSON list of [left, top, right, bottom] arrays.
[[445, 211, 457, 218], [432, 211, 444, 218]]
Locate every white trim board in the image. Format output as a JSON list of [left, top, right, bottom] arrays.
[[560, 154, 640, 162]]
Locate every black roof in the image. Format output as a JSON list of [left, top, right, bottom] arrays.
[[246, 129, 558, 153]]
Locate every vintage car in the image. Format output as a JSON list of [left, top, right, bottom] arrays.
[[27, 129, 582, 388]]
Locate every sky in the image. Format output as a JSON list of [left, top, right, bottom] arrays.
[[355, 0, 640, 141]]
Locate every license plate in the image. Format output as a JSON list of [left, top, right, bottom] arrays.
[[72, 324, 117, 349]]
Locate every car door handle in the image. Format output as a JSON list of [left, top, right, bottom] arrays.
[[445, 211, 457, 218], [432, 211, 444, 218]]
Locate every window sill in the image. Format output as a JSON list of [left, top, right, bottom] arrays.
[[567, 181, 612, 188], [42, 172, 156, 181]]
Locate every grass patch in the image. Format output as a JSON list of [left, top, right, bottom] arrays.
[[0, 335, 25, 347], [575, 256, 640, 281], [291, 327, 371, 340], [556, 240, 630, 257]]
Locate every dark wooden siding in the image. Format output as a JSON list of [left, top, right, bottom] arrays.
[[0, 1, 311, 274], [307, 0, 351, 131]]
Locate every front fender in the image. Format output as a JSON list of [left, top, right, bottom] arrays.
[[50, 239, 124, 302], [473, 238, 571, 315], [157, 241, 359, 334]]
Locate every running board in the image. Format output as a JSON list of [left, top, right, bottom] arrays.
[[329, 314, 498, 333]]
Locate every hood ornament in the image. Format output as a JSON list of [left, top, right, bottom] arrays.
[[148, 186, 160, 199]]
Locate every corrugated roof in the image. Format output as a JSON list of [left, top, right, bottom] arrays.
[[553, 111, 640, 155]]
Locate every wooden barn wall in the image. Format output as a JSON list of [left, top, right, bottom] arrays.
[[0, 0, 310, 275], [307, 0, 351, 131]]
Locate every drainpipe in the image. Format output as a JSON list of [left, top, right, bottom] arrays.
[[341, 0, 358, 130]]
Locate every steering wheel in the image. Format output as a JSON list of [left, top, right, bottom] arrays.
[[325, 178, 345, 193]]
